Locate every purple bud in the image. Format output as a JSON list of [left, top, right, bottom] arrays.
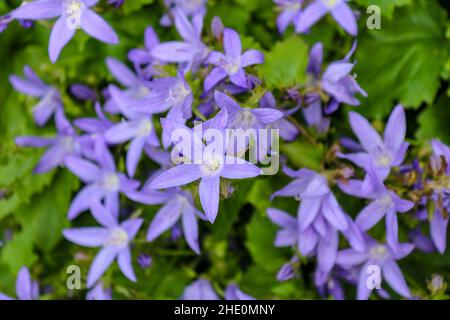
[[19, 20, 33, 29], [171, 224, 182, 241], [137, 254, 152, 269], [70, 84, 97, 101], [276, 261, 296, 281], [108, 0, 124, 7], [211, 16, 224, 39]]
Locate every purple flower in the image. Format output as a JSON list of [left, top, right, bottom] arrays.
[[86, 282, 112, 300], [276, 257, 299, 281], [267, 208, 298, 248], [160, 0, 206, 27], [211, 16, 224, 39], [104, 85, 160, 177], [11, 0, 118, 62], [224, 284, 255, 300], [0, 267, 39, 300], [16, 109, 82, 173], [296, 0, 358, 36], [10, 65, 62, 126], [63, 201, 143, 288], [74, 102, 114, 159], [303, 42, 366, 130], [0, 14, 13, 33], [338, 163, 414, 251], [339, 105, 409, 181], [105, 57, 152, 113], [70, 83, 97, 101], [181, 279, 220, 300], [64, 140, 140, 219], [133, 71, 193, 148], [129, 188, 204, 254], [427, 139, 450, 253], [204, 28, 264, 91], [259, 91, 299, 141], [215, 91, 283, 131], [137, 253, 152, 269], [272, 168, 365, 275], [274, 0, 303, 34], [128, 27, 163, 79], [336, 238, 414, 300], [149, 114, 262, 223], [151, 9, 209, 72]]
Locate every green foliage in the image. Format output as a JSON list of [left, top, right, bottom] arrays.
[[355, 0, 449, 118], [258, 36, 309, 89]]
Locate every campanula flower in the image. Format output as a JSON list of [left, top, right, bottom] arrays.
[[336, 237, 414, 300], [338, 105, 409, 181], [16, 108, 82, 173], [63, 201, 143, 288], [128, 26, 163, 79], [11, 0, 118, 62], [181, 279, 220, 300], [64, 140, 140, 219], [151, 9, 209, 72], [274, 0, 303, 34], [104, 85, 160, 177], [10, 65, 62, 126], [204, 28, 264, 91]]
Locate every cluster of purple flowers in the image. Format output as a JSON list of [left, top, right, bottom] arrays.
[[1, 0, 448, 301]]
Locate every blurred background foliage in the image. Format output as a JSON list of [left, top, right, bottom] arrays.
[[0, 0, 450, 299]]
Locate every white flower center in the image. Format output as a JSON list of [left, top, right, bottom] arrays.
[[65, 0, 84, 29], [102, 173, 120, 191], [138, 119, 152, 137], [106, 228, 129, 248], [168, 81, 190, 104], [221, 57, 240, 75], [201, 155, 223, 175], [230, 109, 256, 130], [285, 1, 302, 11], [134, 85, 150, 100], [60, 136, 75, 153], [370, 245, 387, 260], [322, 0, 338, 9]]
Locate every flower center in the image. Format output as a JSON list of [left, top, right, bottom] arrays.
[[134, 85, 150, 100], [202, 155, 223, 175], [230, 109, 256, 130], [322, 0, 338, 9], [65, 0, 84, 29], [106, 228, 129, 248], [221, 57, 240, 75], [370, 245, 387, 260], [138, 119, 153, 137], [285, 1, 302, 11], [168, 81, 191, 103], [60, 136, 75, 153], [102, 173, 120, 191]]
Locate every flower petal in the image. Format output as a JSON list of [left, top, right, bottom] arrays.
[[149, 164, 203, 189], [199, 175, 220, 223], [49, 16, 76, 63], [87, 246, 118, 288], [81, 9, 118, 44], [146, 200, 182, 241], [63, 227, 108, 247]]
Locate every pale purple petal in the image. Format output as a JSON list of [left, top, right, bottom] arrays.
[[330, 2, 357, 36], [68, 185, 102, 219], [81, 9, 118, 44], [91, 201, 117, 228], [223, 28, 241, 59], [321, 193, 348, 231], [149, 164, 203, 189], [117, 248, 136, 282], [430, 211, 449, 254], [105, 122, 139, 144], [349, 111, 383, 151], [199, 175, 220, 223], [384, 105, 406, 154], [241, 50, 264, 67], [11, 0, 62, 20], [16, 267, 32, 300], [382, 260, 410, 298], [87, 246, 118, 288], [182, 204, 201, 254], [49, 16, 76, 63], [295, 1, 328, 33], [298, 198, 321, 231], [63, 227, 108, 247], [251, 108, 284, 125], [147, 200, 182, 241], [355, 199, 389, 231], [106, 57, 139, 87], [267, 208, 297, 228], [65, 156, 102, 183], [121, 218, 143, 240], [204, 67, 227, 92], [126, 137, 146, 177], [220, 162, 261, 179]]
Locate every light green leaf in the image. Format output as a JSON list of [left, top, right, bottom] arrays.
[[355, 0, 449, 118]]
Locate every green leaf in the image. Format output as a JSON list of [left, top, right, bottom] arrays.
[[280, 141, 325, 171], [355, 0, 449, 118], [122, 0, 154, 14], [355, 0, 412, 19], [245, 212, 287, 273], [258, 36, 309, 89], [417, 95, 450, 144]]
